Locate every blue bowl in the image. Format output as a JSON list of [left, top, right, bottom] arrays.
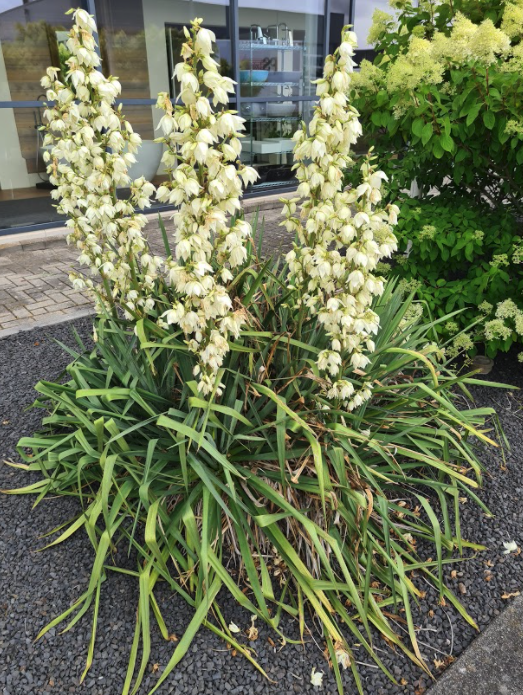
[[240, 70, 269, 83]]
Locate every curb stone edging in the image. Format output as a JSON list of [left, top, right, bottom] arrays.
[[426, 594, 523, 695], [0, 191, 293, 255], [0, 229, 69, 256], [0, 307, 94, 341]]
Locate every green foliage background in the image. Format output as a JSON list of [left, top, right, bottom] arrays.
[[348, 0, 523, 356], [350, 0, 523, 211], [387, 196, 523, 356]]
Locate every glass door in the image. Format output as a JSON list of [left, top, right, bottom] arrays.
[[237, 0, 325, 189]]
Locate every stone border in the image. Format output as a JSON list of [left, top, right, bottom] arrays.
[[0, 191, 292, 255], [0, 307, 94, 341], [427, 595, 523, 694]]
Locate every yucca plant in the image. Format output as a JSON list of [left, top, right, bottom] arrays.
[[5, 235, 504, 694], [3, 8, 507, 695]]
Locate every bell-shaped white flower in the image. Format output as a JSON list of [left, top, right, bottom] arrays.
[[40, 8, 156, 316], [154, 17, 257, 393], [282, 25, 398, 409]]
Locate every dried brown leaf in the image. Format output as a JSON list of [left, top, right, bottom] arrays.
[[502, 591, 521, 599]]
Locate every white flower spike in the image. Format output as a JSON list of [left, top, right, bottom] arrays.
[[41, 9, 157, 316], [282, 26, 398, 410], [156, 17, 258, 395]]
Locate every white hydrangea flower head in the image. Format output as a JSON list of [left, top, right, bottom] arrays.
[[282, 26, 399, 410], [155, 17, 258, 394]]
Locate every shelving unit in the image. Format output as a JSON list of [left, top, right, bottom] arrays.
[[249, 116, 301, 122], [248, 81, 298, 87], [238, 41, 302, 51], [239, 36, 309, 188]]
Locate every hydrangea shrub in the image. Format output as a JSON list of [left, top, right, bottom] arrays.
[[349, 0, 523, 359], [350, 0, 523, 213], [387, 196, 523, 357]]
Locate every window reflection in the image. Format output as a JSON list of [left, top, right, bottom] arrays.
[[238, 0, 324, 99], [0, 0, 76, 101], [94, 0, 231, 101], [329, 0, 352, 55], [241, 101, 314, 190], [0, 1, 78, 228], [0, 106, 63, 229], [0, 0, 332, 229], [0, 104, 169, 231], [166, 4, 232, 101], [94, 0, 231, 137]]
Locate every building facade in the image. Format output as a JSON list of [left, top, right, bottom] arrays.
[[0, 0, 388, 235]]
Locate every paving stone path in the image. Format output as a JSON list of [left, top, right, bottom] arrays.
[[0, 204, 291, 340]]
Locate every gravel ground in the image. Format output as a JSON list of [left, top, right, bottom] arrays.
[[1, 320, 522, 695]]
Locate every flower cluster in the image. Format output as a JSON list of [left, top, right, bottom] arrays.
[[513, 242, 523, 264], [490, 254, 510, 268], [502, 2, 523, 39], [44, 11, 404, 406], [484, 299, 523, 343], [40, 8, 159, 315], [447, 332, 474, 358], [386, 37, 445, 92], [357, 6, 518, 101], [367, 9, 395, 45], [154, 19, 258, 394], [282, 27, 398, 409], [419, 224, 436, 240], [472, 295, 523, 363]]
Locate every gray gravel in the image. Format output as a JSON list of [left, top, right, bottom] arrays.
[[1, 320, 522, 695]]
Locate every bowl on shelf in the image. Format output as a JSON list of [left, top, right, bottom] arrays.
[[112, 141, 163, 188], [127, 141, 163, 182], [266, 101, 296, 117], [240, 69, 269, 83]]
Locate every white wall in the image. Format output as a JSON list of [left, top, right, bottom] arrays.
[[0, 39, 33, 190], [353, 0, 390, 50]]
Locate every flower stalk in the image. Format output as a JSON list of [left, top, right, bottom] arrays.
[[41, 9, 160, 316], [155, 18, 259, 394], [282, 27, 399, 409]]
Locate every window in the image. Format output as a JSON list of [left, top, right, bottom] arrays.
[[0, 0, 79, 230], [0, 0, 363, 231]]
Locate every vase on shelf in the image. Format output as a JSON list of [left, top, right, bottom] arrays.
[[127, 141, 163, 182]]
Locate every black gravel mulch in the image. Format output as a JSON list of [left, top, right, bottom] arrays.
[[1, 319, 522, 695]]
